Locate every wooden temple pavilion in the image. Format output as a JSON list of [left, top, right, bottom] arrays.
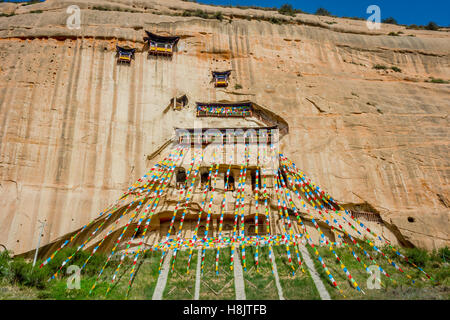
[[144, 31, 180, 56], [116, 45, 136, 64], [212, 70, 232, 87]]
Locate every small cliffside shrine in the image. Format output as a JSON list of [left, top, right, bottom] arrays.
[[35, 30, 433, 298]]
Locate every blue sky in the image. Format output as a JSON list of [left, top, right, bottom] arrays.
[[4, 0, 448, 26], [195, 0, 449, 26]]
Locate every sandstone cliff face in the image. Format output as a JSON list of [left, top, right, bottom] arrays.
[[0, 0, 449, 254]]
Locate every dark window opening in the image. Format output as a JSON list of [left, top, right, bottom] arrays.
[[176, 168, 187, 189], [200, 171, 209, 185], [135, 225, 144, 237], [279, 169, 288, 187], [251, 170, 262, 191], [407, 217, 415, 223], [247, 225, 256, 236], [198, 226, 206, 238], [201, 171, 210, 189], [226, 174, 235, 191]]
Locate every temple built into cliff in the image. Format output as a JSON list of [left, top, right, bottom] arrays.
[[36, 92, 433, 297], [116, 45, 136, 64], [212, 70, 232, 87], [0, 12, 439, 298], [32, 30, 434, 293], [144, 31, 180, 56]]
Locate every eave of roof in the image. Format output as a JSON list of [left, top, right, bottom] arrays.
[[144, 31, 180, 44]]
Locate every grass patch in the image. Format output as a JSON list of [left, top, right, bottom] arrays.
[[273, 245, 321, 299], [242, 246, 280, 299], [406, 22, 442, 31], [306, 243, 450, 300], [92, 6, 139, 13], [199, 247, 235, 300], [182, 9, 224, 21], [278, 4, 303, 17], [127, 249, 166, 299], [426, 77, 449, 84], [163, 250, 197, 299], [1, 245, 447, 300], [373, 64, 388, 70], [0, 248, 154, 300], [373, 64, 401, 72]]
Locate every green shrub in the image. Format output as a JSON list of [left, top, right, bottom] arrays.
[[427, 77, 449, 84], [92, 6, 110, 11], [41, 247, 130, 281], [432, 246, 450, 262], [405, 248, 429, 267], [91, 6, 138, 13], [213, 11, 223, 21], [0, 250, 12, 279], [382, 17, 397, 25], [269, 17, 286, 24], [42, 247, 117, 278], [182, 9, 212, 19], [234, 84, 243, 90], [342, 16, 365, 21], [10, 258, 47, 289], [391, 66, 402, 72], [425, 21, 439, 31], [315, 8, 331, 16], [373, 64, 388, 70], [278, 4, 296, 16], [406, 24, 421, 30], [193, 9, 209, 19], [430, 78, 445, 83]]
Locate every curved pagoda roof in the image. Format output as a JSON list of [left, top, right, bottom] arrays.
[[212, 70, 232, 77], [144, 31, 180, 44], [196, 100, 252, 107], [116, 45, 136, 53]]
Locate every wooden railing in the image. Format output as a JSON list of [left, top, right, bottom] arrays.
[[349, 210, 383, 223]]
